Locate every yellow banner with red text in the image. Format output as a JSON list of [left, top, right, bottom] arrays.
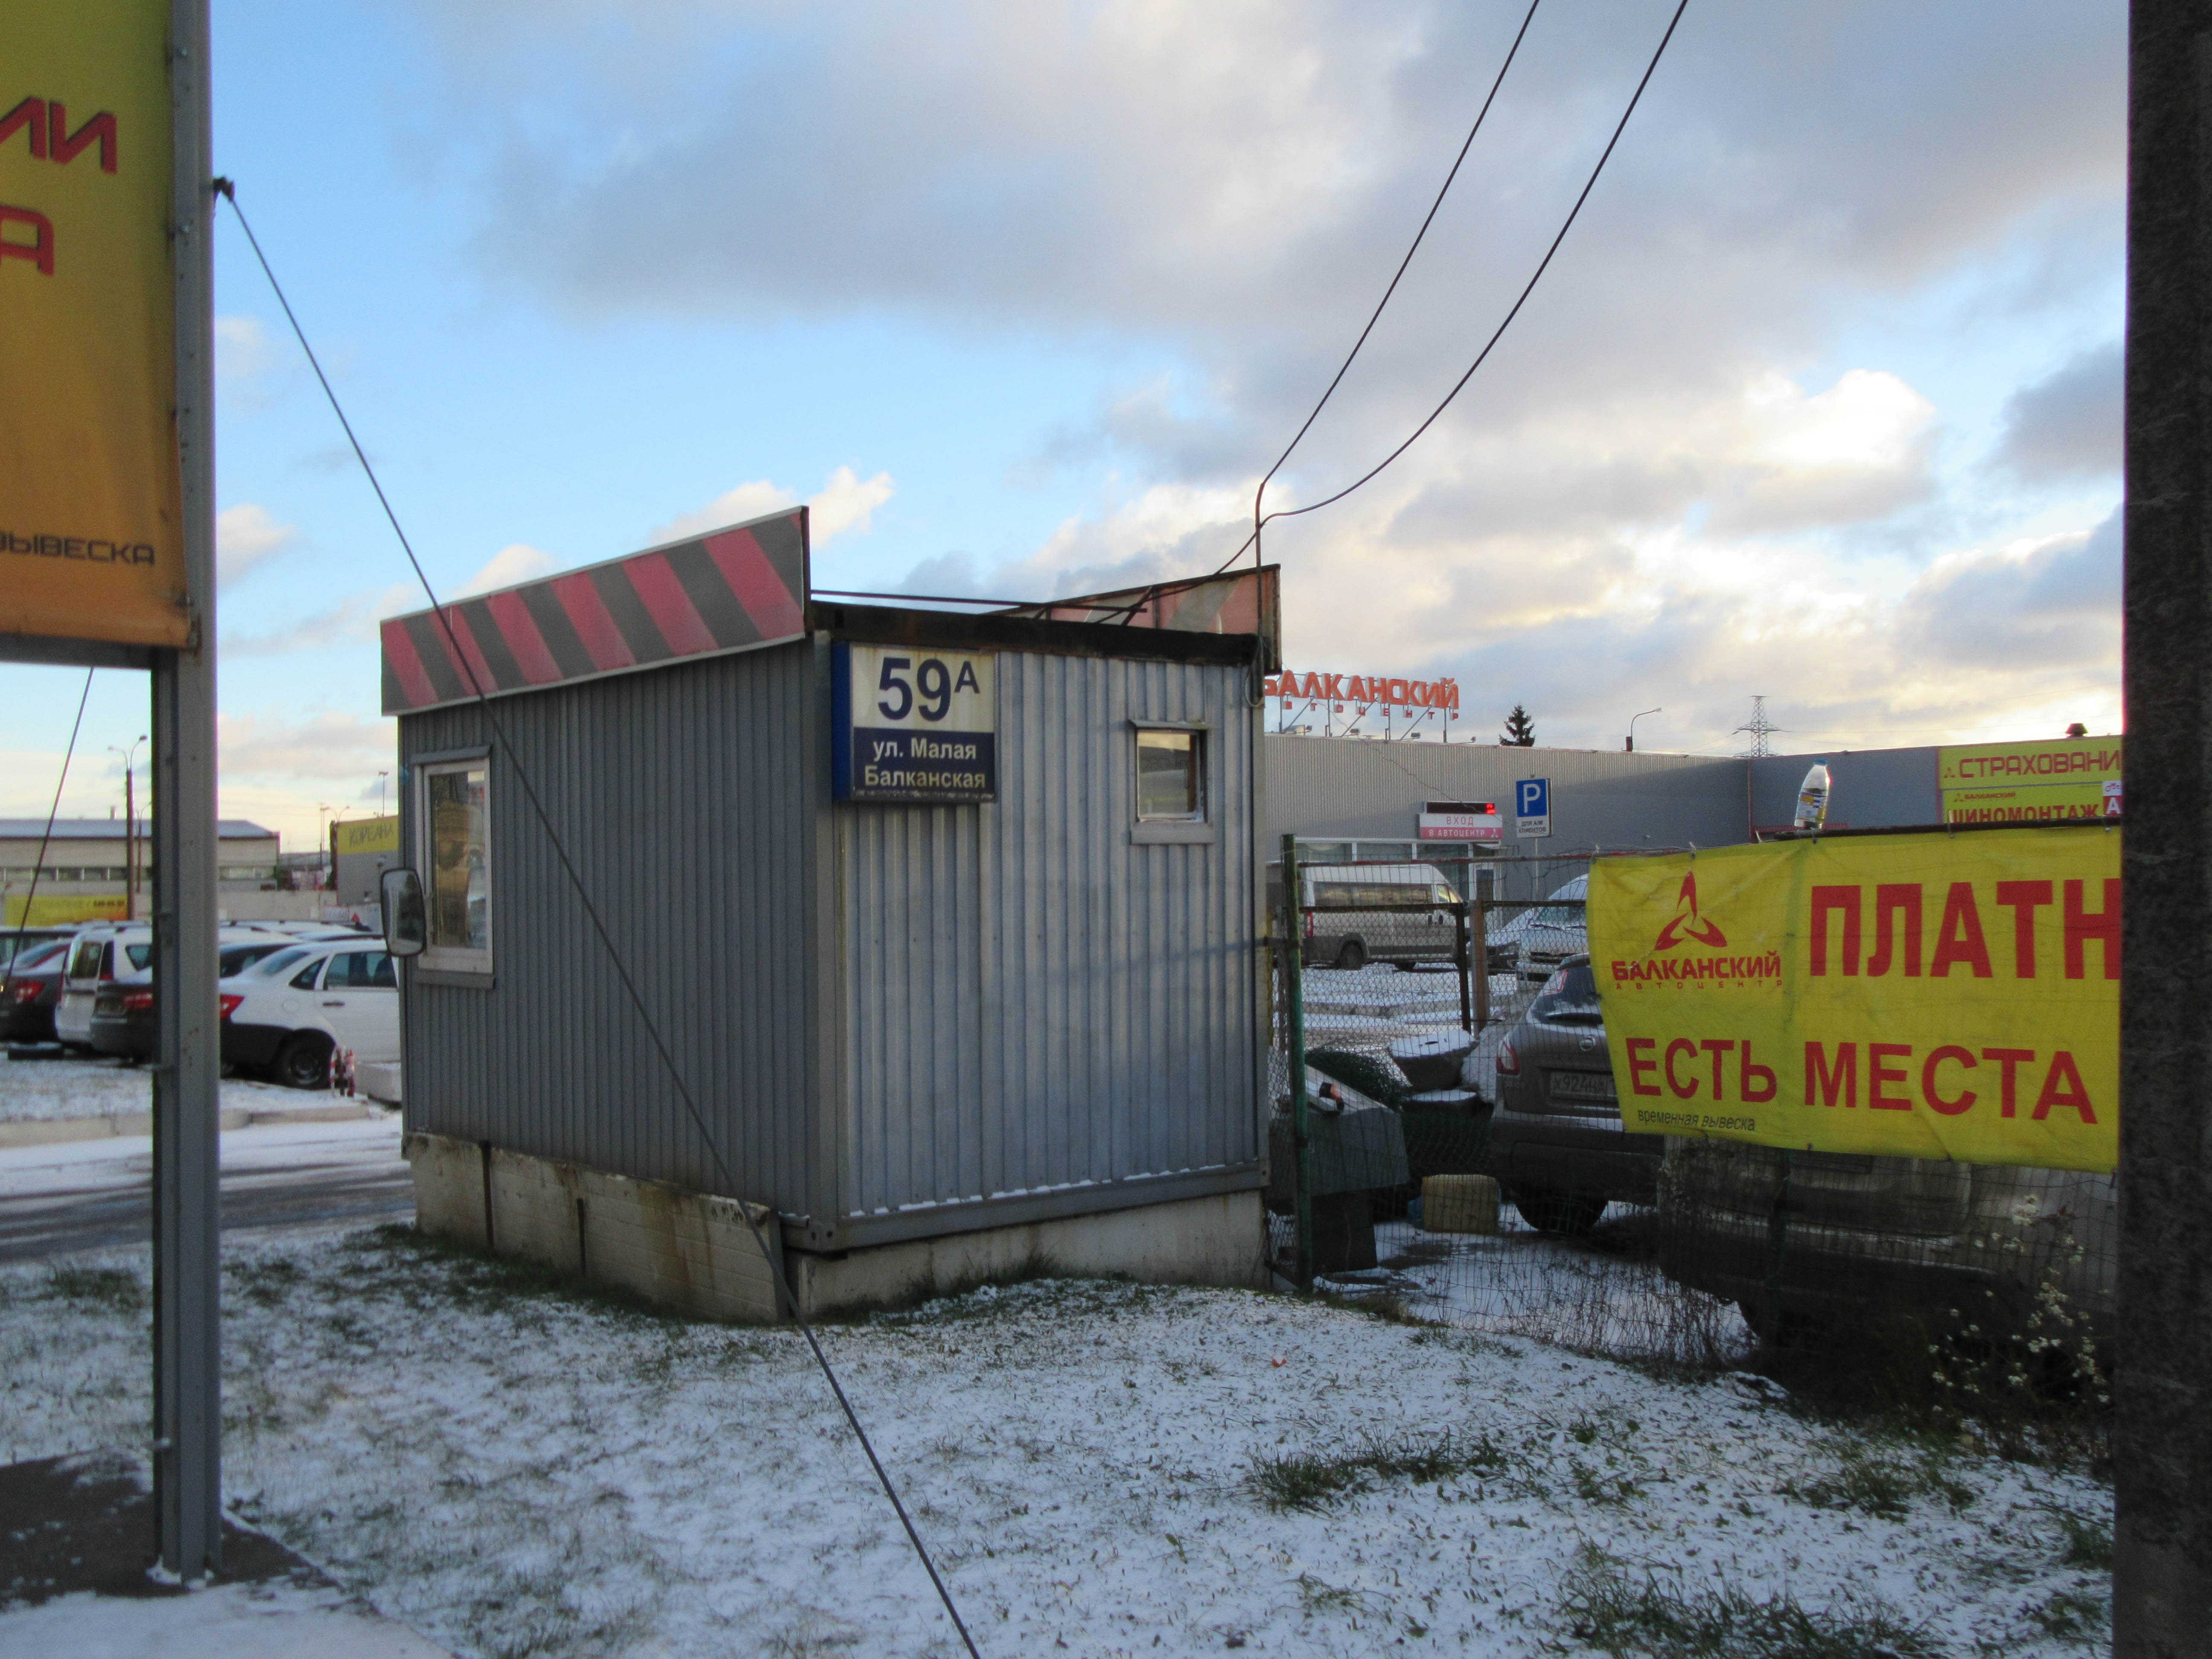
[[1587, 827, 2118, 1173], [0, 1, 187, 649]]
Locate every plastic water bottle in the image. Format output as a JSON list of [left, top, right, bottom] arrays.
[[1794, 761, 1831, 831]]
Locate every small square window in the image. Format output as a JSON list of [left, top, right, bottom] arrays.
[[1136, 729, 1204, 822], [420, 759, 492, 973]]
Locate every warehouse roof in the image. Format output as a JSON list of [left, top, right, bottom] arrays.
[[0, 819, 275, 840]]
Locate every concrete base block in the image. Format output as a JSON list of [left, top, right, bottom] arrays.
[[355, 1061, 402, 1105], [404, 1131, 783, 1321], [403, 1131, 489, 1249], [785, 1189, 1268, 1318], [407, 1134, 1264, 1324]]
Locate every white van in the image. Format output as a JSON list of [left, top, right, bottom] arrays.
[[1289, 863, 1464, 972], [56, 926, 152, 1049]]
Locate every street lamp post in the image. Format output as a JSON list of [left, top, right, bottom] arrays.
[[1626, 708, 1661, 753], [110, 735, 147, 920]]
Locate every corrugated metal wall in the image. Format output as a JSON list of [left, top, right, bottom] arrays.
[[1749, 746, 1939, 832], [1266, 736, 1748, 888], [400, 642, 818, 1213], [833, 652, 1263, 1238]]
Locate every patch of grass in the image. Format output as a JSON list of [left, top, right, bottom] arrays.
[[841, 1251, 1086, 1324], [224, 1254, 304, 1307], [1570, 1458, 1642, 1506], [2026, 1588, 2108, 1642], [1780, 1441, 1972, 1520], [1560, 1546, 1943, 1659], [1311, 1286, 1422, 1326], [2041, 1502, 2113, 1570], [1295, 1572, 1382, 1618], [1249, 1428, 1513, 1511], [40, 1264, 145, 1316], [343, 1224, 771, 1330]]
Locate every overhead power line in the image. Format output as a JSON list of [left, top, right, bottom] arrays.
[[1248, 0, 1544, 555], [215, 182, 985, 1659], [1217, 0, 1691, 576]]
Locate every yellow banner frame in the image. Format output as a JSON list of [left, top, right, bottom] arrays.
[[0, 0, 188, 650], [1588, 826, 2119, 1173]]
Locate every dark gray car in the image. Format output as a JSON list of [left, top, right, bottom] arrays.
[[1486, 955, 1662, 1234]]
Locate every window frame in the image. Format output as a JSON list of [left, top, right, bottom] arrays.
[[1128, 719, 1217, 846], [416, 754, 494, 977]]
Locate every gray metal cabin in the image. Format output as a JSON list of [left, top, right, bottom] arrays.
[[381, 507, 1275, 1304]]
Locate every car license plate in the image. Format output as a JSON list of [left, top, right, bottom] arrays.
[[1548, 1070, 1616, 1102]]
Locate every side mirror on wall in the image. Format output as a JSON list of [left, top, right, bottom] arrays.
[[381, 867, 426, 958]]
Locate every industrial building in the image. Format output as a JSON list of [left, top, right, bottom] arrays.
[[381, 506, 1278, 1318], [1264, 730, 2119, 891], [1, 817, 279, 925]]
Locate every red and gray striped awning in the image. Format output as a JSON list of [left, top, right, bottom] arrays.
[[380, 509, 809, 715]]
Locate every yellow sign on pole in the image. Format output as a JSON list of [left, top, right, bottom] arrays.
[[1589, 827, 2119, 1173], [1937, 737, 2122, 825], [332, 816, 400, 857], [0, 1, 188, 650]]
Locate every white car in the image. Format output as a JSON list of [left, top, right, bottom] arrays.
[[1487, 874, 1589, 981], [218, 938, 399, 1089]]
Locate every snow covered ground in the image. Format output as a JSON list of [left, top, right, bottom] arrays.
[[0, 1581, 453, 1658], [2, 1229, 2113, 1657], [0, 1052, 301, 1124]]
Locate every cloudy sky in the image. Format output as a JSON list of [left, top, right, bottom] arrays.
[[3, 0, 2125, 847]]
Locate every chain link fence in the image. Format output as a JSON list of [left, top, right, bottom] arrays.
[[1263, 848, 2116, 1430]]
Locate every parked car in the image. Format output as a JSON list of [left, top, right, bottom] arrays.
[[2, 936, 74, 1043], [1287, 862, 1467, 971], [1485, 875, 1589, 981], [1657, 1139, 2117, 1352], [55, 926, 154, 1051], [88, 931, 300, 1062], [1487, 955, 1662, 1234], [219, 938, 399, 1088], [1, 926, 79, 969]]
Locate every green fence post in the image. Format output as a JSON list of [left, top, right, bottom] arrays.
[[1282, 833, 1313, 1290], [1455, 901, 1473, 1033]]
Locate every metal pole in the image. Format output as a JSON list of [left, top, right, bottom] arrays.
[[1281, 834, 1312, 1289], [1474, 900, 1490, 1031], [153, 0, 221, 1580], [2117, 3, 2212, 1646], [1455, 901, 1472, 1034]]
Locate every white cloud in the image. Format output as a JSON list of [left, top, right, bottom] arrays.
[[405, 0, 2124, 754], [456, 542, 562, 596], [215, 504, 299, 590], [654, 482, 795, 544], [808, 466, 896, 542], [655, 467, 896, 547], [215, 315, 278, 382], [218, 710, 397, 783], [224, 582, 417, 657]]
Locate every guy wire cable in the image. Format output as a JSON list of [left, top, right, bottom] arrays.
[[1247, 0, 1543, 576], [1215, 0, 1689, 578], [1, 667, 95, 1008], [214, 180, 986, 1659]]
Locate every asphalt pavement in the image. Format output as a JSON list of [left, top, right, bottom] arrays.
[[0, 1118, 411, 1263]]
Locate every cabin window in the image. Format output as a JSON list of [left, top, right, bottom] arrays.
[[1135, 730, 1204, 822]]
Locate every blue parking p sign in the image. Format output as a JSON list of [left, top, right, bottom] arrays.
[[1514, 778, 1551, 839]]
